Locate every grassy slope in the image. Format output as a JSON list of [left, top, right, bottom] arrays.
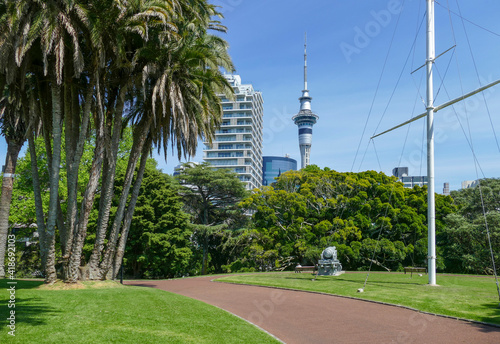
[[0, 279, 280, 344], [216, 272, 500, 325]]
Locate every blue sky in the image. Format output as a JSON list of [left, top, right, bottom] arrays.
[[4, 1, 500, 192], [180, 0, 500, 192]]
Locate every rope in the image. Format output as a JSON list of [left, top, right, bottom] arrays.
[[363, 141, 401, 289], [357, 10, 425, 173], [457, 1, 500, 301], [372, 12, 426, 139], [453, 0, 500, 154], [351, 0, 407, 172], [475, 178, 500, 301], [362, 2, 424, 290], [435, 1, 500, 38]]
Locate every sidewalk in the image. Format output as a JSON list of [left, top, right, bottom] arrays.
[[126, 276, 500, 344]]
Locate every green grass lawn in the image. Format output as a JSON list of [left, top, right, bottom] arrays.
[[216, 272, 500, 325], [0, 279, 280, 344]]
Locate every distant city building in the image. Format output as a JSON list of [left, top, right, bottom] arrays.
[[392, 167, 409, 179], [203, 74, 264, 190], [392, 166, 428, 188], [262, 155, 297, 186], [292, 34, 318, 169], [443, 182, 450, 196], [461, 180, 479, 189]]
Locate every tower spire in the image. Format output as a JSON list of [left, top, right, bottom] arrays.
[[292, 34, 319, 169], [304, 32, 307, 91]]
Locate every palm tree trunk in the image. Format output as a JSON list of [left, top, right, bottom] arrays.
[[28, 132, 47, 271], [61, 76, 94, 268], [62, 78, 93, 260], [98, 117, 152, 279], [44, 82, 63, 284], [0, 138, 23, 278], [111, 135, 151, 279], [40, 86, 67, 265], [88, 85, 125, 279], [65, 109, 105, 283]]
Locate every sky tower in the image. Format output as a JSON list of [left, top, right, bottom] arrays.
[[292, 34, 319, 169]]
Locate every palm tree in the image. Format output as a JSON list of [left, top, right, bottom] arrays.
[[1, 0, 235, 283], [0, 0, 89, 283], [98, 1, 235, 279], [0, 2, 44, 278], [86, 0, 181, 281], [0, 81, 29, 278]]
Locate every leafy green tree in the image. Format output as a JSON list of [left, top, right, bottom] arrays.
[[177, 162, 248, 274], [443, 179, 500, 274], [241, 166, 455, 272], [120, 163, 192, 279]]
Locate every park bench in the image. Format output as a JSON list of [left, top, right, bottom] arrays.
[[294, 265, 317, 274], [404, 266, 427, 277]]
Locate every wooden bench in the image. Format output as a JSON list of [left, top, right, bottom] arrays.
[[294, 266, 317, 274], [404, 267, 427, 277]]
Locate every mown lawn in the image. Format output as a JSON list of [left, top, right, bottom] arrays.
[[216, 272, 500, 325], [0, 279, 280, 344]]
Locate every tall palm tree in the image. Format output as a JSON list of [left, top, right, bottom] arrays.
[[1, 0, 236, 283], [99, 2, 235, 279], [0, 0, 88, 283], [0, 80, 29, 278], [86, 0, 181, 281], [0, 1, 44, 278]]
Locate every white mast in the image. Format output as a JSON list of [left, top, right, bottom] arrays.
[[426, 0, 437, 286], [371, 0, 500, 286]]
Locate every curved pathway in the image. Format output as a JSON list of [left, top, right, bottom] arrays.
[[126, 276, 500, 343]]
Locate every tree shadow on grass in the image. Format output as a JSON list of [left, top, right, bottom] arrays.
[[477, 302, 500, 329], [124, 282, 159, 289], [337, 275, 425, 286], [282, 275, 424, 288], [0, 279, 45, 289], [2, 297, 59, 327], [0, 280, 60, 328]]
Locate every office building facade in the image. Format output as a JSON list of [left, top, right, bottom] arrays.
[[203, 75, 264, 190], [392, 166, 428, 188], [262, 155, 298, 186]]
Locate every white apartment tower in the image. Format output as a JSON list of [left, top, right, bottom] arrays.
[[292, 34, 319, 169], [203, 75, 264, 190]]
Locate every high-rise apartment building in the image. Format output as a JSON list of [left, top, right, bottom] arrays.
[[203, 75, 264, 190], [443, 182, 450, 196]]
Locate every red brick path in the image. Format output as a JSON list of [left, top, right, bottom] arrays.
[[126, 276, 500, 343]]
